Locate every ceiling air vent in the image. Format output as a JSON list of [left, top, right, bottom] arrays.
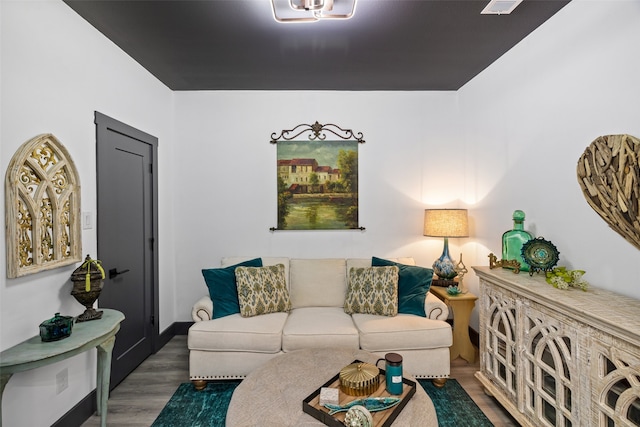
[[481, 0, 523, 15]]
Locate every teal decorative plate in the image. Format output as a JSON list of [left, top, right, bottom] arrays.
[[521, 237, 559, 275]]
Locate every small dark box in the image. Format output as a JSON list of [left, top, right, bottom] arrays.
[[39, 313, 74, 342]]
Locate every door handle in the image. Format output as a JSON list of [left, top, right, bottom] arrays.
[[109, 268, 131, 279]]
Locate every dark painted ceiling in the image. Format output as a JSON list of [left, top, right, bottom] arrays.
[[63, 0, 570, 91]]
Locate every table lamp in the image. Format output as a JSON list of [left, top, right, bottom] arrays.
[[423, 209, 469, 280]]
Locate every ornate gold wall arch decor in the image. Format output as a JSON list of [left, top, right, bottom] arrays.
[[5, 134, 82, 278], [577, 134, 640, 250]]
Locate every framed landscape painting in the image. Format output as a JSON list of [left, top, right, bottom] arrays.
[[276, 140, 359, 230]]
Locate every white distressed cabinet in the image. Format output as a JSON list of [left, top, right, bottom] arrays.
[[473, 266, 640, 427]]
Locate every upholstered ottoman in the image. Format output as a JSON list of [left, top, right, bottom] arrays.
[[226, 347, 438, 426]]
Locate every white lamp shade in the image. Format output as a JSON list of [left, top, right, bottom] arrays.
[[423, 209, 469, 238]]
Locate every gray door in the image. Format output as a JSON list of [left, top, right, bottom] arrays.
[[95, 111, 159, 389]]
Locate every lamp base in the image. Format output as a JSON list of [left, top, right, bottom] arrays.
[[432, 238, 458, 280]]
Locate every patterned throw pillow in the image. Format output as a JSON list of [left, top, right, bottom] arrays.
[[235, 264, 292, 317], [344, 266, 399, 316], [372, 257, 433, 317]]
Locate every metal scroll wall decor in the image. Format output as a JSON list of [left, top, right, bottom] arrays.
[[577, 134, 640, 250], [270, 121, 365, 231], [5, 134, 82, 278]]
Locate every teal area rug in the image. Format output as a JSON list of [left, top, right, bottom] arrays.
[[419, 379, 492, 427], [152, 379, 492, 427]]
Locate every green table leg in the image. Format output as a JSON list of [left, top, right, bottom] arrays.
[[0, 373, 12, 427], [96, 336, 116, 427]]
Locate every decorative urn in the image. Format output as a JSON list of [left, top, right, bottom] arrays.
[[70, 255, 106, 322]]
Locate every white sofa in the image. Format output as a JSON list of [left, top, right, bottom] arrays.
[[188, 257, 452, 389]]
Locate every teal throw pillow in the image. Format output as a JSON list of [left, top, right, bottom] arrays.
[[372, 257, 433, 317], [202, 258, 263, 319]]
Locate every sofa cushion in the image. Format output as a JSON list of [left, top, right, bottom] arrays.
[[372, 257, 433, 317], [282, 307, 359, 352], [201, 257, 263, 319], [344, 266, 399, 316], [289, 258, 347, 308], [352, 313, 452, 351], [188, 312, 288, 353], [235, 264, 292, 317], [345, 258, 373, 270]]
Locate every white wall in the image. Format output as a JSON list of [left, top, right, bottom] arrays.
[[173, 91, 464, 318], [2, 0, 640, 425], [459, 0, 640, 328], [171, 0, 640, 330], [0, 1, 175, 425]]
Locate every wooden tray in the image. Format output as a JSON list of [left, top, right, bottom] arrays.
[[302, 360, 416, 427]]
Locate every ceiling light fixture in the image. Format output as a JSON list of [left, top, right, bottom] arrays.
[[270, 0, 357, 23], [481, 0, 523, 15]]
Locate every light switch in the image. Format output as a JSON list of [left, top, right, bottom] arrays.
[[82, 211, 93, 229]]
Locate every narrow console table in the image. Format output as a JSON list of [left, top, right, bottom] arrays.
[[0, 309, 124, 427], [473, 267, 640, 427]]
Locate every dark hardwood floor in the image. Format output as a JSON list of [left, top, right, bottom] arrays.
[[81, 336, 518, 426]]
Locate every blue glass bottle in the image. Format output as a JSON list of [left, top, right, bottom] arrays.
[[502, 210, 534, 272]]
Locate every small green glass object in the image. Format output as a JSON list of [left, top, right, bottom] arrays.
[[502, 210, 534, 272], [39, 313, 74, 342]]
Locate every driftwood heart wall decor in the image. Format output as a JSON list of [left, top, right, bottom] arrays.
[[577, 134, 640, 250]]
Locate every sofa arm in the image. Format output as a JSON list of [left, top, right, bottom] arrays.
[[425, 291, 449, 320], [192, 296, 214, 322]]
